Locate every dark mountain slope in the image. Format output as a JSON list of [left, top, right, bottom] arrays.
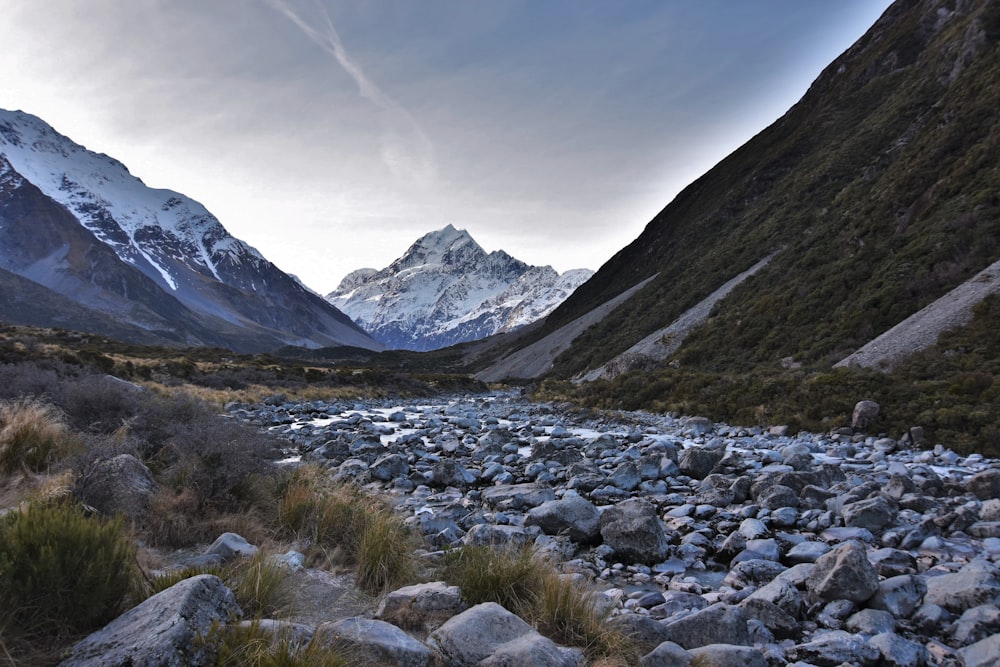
[[527, 0, 1000, 378], [0, 111, 382, 353]]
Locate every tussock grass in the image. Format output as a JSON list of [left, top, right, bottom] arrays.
[[0, 500, 140, 643], [150, 551, 292, 619], [277, 465, 417, 593], [209, 620, 350, 667], [442, 544, 634, 660], [0, 398, 79, 474]]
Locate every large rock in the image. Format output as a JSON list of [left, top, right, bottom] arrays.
[[960, 633, 1000, 667], [599, 498, 672, 564], [950, 605, 1000, 646], [867, 632, 929, 667], [739, 598, 800, 640], [789, 630, 880, 666], [320, 617, 431, 667], [842, 496, 897, 532], [74, 453, 156, 521], [867, 575, 927, 619], [371, 453, 410, 481], [429, 602, 578, 666], [376, 581, 467, 632], [924, 560, 1000, 613], [678, 447, 725, 480], [640, 641, 693, 667], [205, 532, 258, 562], [609, 614, 676, 654], [851, 400, 880, 432], [525, 491, 601, 544], [659, 603, 750, 649], [968, 469, 1000, 500], [462, 523, 535, 548], [756, 485, 799, 510], [805, 541, 879, 603], [430, 459, 476, 489], [61, 574, 241, 667]]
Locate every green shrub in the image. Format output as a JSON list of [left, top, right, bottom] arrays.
[[0, 501, 139, 640], [0, 397, 79, 474]]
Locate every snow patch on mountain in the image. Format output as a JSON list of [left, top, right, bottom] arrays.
[[0, 109, 264, 292], [326, 225, 593, 351]]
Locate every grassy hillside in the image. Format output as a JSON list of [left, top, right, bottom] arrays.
[[520, 0, 1000, 378], [538, 294, 1000, 456]]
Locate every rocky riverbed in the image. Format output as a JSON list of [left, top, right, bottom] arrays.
[[215, 390, 1000, 666]]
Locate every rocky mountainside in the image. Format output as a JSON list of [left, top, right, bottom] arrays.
[[482, 0, 1000, 381], [0, 109, 381, 352], [326, 225, 592, 351]]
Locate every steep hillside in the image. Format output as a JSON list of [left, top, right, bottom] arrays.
[[0, 110, 382, 353], [510, 0, 1000, 379], [327, 225, 592, 351]]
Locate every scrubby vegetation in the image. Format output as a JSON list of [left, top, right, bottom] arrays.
[[442, 544, 635, 662], [277, 466, 419, 594], [0, 501, 140, 660], [209, 621, 350, 667], [0, 328, 634, 665], [0, 333, 431, 664], [537, 295, 1000, 456]]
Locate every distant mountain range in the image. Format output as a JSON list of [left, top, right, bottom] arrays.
[[326, 225, 593, 351], [0, 109, 381, 352]]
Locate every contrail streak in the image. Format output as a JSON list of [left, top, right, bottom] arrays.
[[263, 0, 435, 186]]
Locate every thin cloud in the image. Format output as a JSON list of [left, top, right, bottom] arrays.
[[263, 0, 435, 186]]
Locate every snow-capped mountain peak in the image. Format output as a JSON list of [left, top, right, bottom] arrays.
[[326, 225, 593, 351], [0, 107, 381, 352], [0, 109, 267, 293]]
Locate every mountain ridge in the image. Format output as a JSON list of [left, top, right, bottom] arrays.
[[486, 0, 1000, 380], [0, 108, 382, 353], [327, 225, 593, 351]]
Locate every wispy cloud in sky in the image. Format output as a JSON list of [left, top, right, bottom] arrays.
[[262, 0, 435, 187], [0, 0, 893, 291]]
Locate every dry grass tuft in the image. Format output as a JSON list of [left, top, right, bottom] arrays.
[[0, 398, 79, 474], [442, 544, 635, 661], [276, 465, 418, 593]]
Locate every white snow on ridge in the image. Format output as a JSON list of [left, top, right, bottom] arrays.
[[0, 109, 262, 290], [326, 224, 593, 351]]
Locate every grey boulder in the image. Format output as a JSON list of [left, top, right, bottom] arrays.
[[430, 602, 579, 667], [805, 541, 879, 603], [319, 617, 431, 667], [599, 498, 672, 564], [525, 491, 601, 544], [60, 574, 241, 667]]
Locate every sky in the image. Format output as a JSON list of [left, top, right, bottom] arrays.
[[0, 0, 893, 294]]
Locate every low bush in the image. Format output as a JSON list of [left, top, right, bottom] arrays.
[[0, 397, 79, 474], [135, 393, 281, 513], [0, 501, 139, 642]]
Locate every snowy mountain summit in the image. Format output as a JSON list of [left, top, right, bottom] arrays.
[[0, 108, 380, 351], [326, 225, 593, 351]]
